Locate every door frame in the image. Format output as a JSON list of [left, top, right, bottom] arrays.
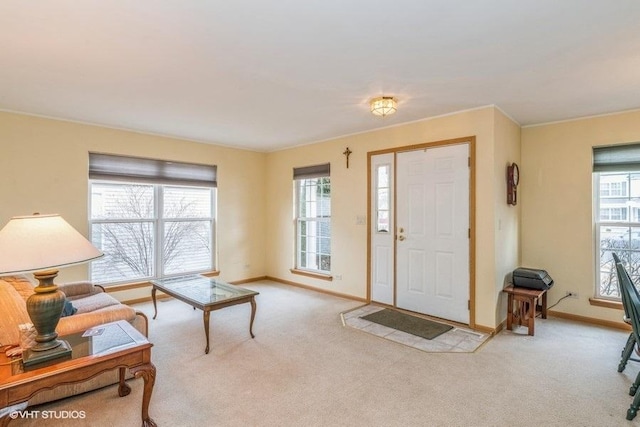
[[367, 136, 477, 328]]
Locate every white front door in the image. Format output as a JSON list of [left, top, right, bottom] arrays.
[[395, 143, 469, 323]]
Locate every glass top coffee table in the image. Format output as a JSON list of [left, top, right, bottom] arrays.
[[151, 275, 259, 354]]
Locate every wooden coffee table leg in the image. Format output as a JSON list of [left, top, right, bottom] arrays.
[[151, 287, 158, 320], [118, 367, 131, 397], [249, 297, 257, 339], [203, 310, 211, 354], [130, 362, 157, 427]]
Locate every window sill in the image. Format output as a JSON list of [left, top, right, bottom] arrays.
[[589, 297, 623, 310], [290, 269, 333, 281], [200, 270, 221, 277], [103, 270, 220, 292]]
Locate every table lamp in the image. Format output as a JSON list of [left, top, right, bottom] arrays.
[[0, 213, 103, 366]]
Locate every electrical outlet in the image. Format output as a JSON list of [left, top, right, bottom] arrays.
[[565, 291, 579, 299]]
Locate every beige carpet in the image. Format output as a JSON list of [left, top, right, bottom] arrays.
[[12, 280, 638, 426]]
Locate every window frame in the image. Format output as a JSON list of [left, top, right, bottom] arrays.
[[294, 176, 331, 275], [593, 172, 640, 301], [592, 143, 640, 302], [375, 164, 391, 233], [89, 179, 216, 285]]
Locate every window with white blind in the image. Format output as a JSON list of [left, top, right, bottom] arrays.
[[593, 144, 640, 299], [294, 164, 331, 274], [89, 153, 216, 285]]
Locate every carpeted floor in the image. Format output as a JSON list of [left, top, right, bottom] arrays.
[[12, 280, 638, 426]]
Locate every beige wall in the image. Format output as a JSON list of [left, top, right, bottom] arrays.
[[0, 111, 267, 301], [493, 109, 522, 323], [0, 106, 523, 330], [521, 109, 640, 323], [266, 106, 520, 329]]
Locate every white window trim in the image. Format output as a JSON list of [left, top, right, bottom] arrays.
[[294, 177, 331, 275], [593, 173, 640, 301]]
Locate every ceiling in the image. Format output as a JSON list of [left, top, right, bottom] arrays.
[[1, 1, 640, 152]]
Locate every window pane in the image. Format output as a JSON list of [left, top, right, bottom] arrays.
[[90, 180, 215, 285], [378, 189, 389, 210], [297, 219, 330, 272], [598, 225, 640, 298], [598, 248, 619, 298], [163, 221, 212, 275], [164, 186, 212, 218], [298, 220, 331, 271], [377, 211, 389, 233], [601, 226, 632, 251], [597, 171, 640, 299], [295, 177, 330, 273], [90, 183, 153, 220], [375, 164, 391, 234], [377, 165, 389, 187], [298, 178, 331, 218], [91, 222, 154, 283]]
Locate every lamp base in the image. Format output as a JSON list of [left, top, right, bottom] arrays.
[[23, 339, 72, 367]]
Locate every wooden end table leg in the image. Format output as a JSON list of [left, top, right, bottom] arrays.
[[527, 297, 535, 336], [203, 310, 211, 354], [151, 287, 158, 320], [541, 290, 548, 319], [507, 293, 514, 331], [130, 362, 157, 427], [118, 367, 131, 397], [249, 297, 257, 339]]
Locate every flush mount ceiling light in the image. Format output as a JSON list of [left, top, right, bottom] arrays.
[[370, 96, 397, 117]]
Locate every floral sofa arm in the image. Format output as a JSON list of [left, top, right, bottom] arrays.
[[57, 281, 105, 299]]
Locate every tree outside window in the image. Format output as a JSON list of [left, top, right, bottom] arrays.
[[90, 182, 214, 284]]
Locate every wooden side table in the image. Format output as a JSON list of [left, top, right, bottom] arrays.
[[0, 320, 156, 427], [503, 285, 548, 336]]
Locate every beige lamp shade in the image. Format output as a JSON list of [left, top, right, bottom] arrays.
[[0, 214, 103, 274]]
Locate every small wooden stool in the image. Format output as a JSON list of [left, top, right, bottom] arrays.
[[503, 285, 548, 336]]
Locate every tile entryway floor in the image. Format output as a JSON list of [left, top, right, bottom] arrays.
[[341, 304, 491, 353]]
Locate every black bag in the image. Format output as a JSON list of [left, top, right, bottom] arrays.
[[512, 268, 554, 290]]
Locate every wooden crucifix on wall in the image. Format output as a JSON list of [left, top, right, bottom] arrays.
[[343, 147, 352, 168]]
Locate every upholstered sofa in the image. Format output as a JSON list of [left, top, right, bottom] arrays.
[[0, 275, 148, 406]]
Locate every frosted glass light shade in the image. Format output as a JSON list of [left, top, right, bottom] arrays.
[[0, 214, 103, 274], [370, 96, 397, 117]]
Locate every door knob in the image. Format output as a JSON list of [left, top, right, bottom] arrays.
[[398, 235, 406, 241]]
